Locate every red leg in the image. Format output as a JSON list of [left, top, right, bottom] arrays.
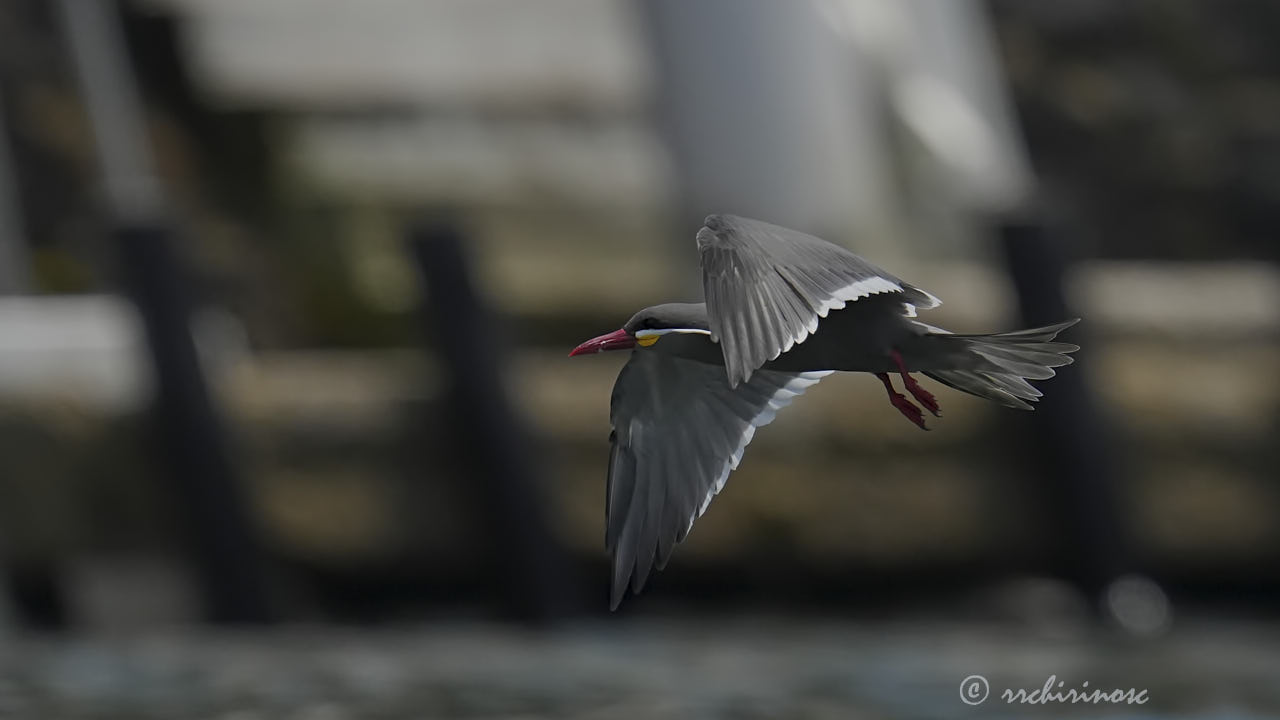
[[877, 372, 928, 431], [890, 349, 940, 417]]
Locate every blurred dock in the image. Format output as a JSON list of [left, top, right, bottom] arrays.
[[0, 0, 1277, 623]]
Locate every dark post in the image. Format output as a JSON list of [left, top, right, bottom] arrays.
[[0, 90, 30, 630], [57, 0, 272, 623], [116, 223, 273, 623], [0, 92, 31, 293], [999, 218, 1129, 604], [408, 218, 577, 622]]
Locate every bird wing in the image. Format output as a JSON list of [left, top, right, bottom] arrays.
[[606, 348, 829, 609], [697, 214, 940, 386]]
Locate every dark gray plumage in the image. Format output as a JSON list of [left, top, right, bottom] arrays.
[[571, 214, 1079, 609], [605, 350, 827, 609]]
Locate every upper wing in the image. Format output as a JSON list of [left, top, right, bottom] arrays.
[[606, 348, 828, 609], [697, 214, 940, 386]]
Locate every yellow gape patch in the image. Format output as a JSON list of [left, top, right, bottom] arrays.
[[635, 331, 660, 347]]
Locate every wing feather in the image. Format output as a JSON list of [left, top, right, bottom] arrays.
[[605, 349, 828, 609], [697, 214, 940, 386]]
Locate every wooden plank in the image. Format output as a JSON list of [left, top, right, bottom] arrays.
[[289, 116, 670, 209], [143, 0, 651, 111]]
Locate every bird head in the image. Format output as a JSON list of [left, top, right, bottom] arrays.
[[569, 303, 710, 357]]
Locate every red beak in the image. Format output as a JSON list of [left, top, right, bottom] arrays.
[[569, 328, 635, 356]]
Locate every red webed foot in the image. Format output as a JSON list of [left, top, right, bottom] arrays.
[[890, 349, 941, 417], [876, 372, 928, 431]]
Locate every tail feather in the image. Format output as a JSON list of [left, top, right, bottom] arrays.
[[919, 319, 1079, 410], [979, 318, 1079, 342], [971, 346, 1059, 380], [925, 369, 1037, 409]]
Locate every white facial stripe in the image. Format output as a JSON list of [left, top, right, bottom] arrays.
[[634, 328, 712, 340]]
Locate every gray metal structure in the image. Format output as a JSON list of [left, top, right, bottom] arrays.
[[642, 0, 899, 258]]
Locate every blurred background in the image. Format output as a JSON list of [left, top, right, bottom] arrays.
[[0, 0, 1278, 717]]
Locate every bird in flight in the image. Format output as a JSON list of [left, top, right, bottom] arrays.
[[569, 214, 1078, 609]]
